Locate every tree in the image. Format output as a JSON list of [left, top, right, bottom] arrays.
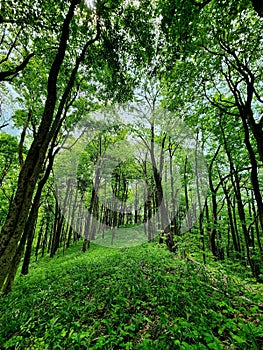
[[0, 0, 99, 290]]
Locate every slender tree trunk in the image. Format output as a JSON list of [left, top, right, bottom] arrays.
[[209, 161, 219, 258], [195, 136, 206, 264], [35, 226, 43, 261], [220, 179, 240, 256], [20, 199, 40, 275], [41, 216, 50, 258], [241, 116, 263, 252], [66, 187, 78, 248]]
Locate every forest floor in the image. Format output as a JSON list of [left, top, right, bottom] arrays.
[[0, 241, 263, 349]]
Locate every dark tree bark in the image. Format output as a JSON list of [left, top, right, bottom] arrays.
[[208, 146, 222, 259], [251, 0, 263, 17], [35, 226, 43, 261], [0, 53, 34, 81], [219, 175, 240, 257], [21, 150, 57, 274], [220, 117, 259, 278], [1, 229, 27, 294]]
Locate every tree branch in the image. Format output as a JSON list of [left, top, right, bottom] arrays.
[[0, 53, 34, 81], [189, 0, 212, 9]]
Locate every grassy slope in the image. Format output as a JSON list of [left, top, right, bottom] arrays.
[[0, 242, 263, 350]]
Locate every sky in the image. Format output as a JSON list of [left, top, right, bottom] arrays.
[[0, 83, 20, 136]]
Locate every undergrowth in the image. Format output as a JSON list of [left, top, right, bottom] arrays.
[[0, 242, 263, 349]]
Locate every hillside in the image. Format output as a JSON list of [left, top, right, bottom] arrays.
[[0, 243, 263, 349]]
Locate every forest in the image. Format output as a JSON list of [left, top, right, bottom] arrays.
[[0, 0, 263, 348]]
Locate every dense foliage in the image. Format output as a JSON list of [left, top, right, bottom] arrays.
[[1, 242, 263, 349]]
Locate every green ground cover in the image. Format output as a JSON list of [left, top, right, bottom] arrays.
[[1, 241, 263, 349]]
